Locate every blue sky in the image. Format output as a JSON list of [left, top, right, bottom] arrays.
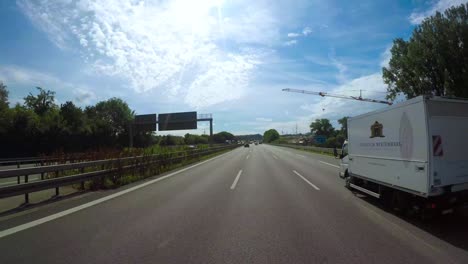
[[0, 0, 464, 135]]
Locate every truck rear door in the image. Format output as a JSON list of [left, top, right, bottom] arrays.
[[427, 99, 468, 191]]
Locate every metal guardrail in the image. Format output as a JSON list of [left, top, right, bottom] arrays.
[[0, 145, 238, 203], [271, 144, 335, 155]]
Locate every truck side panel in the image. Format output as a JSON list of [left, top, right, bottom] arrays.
[[427, 99, 468, 191], [348, 99, 429, 195]]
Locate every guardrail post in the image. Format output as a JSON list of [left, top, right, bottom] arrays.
[[55, 187, 59, 197], [17, 161, 20, 169], [17, 175, 20, 184], [80, 168, 85, 190], [40, 160, 45, 180], [24, 174, 29, 204]]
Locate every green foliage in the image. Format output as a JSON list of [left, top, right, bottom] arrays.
[[383, 4, 468, 100], [310, 119, 335, 137], [0, 81, 8, 110], [273, 137, 288, 144], [337, 116, 349, 138], [213, 131, 235, 143], [158, 135, 185, 146], [235, 134, 263, 141], [325, 137, 337, 148], [184, 133, 209, 144], [0, 83, 235, 157], [263, 129, 280, 143], [24, 87, 57, 115], [60, 101, 84, 133]]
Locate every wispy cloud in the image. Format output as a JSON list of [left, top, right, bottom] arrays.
[[270, 47, 392, 132], [284, 39, 298, 46], [17, 0, 282, 108], [285, 26, 312, 42], [302, 27, 312, 36], [256, 117, 273, 122], [409, 0, 465, 24], [0, 65, 60, 86], [0, 65, 96, 106], [287, 32, 301, 38]]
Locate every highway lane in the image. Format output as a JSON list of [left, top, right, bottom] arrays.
[[0, 145, 467, 263]]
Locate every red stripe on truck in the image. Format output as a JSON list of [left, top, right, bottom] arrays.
[[432, 135, 443, 157]]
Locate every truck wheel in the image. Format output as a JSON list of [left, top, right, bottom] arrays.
[[345, 174, 351, 189]]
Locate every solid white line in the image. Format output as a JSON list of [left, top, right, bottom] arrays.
[[319, 161, 340, 168], [230, 170, 243, 190], [246, 154, 250, 160], [296, 154, 306, 158], [0, 150, 235, 239], [293, 170, 320, 190]]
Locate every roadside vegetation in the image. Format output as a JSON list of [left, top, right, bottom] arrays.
[[0, 84, 235, 158]]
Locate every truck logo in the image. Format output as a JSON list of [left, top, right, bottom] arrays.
[[370, 121, 385, 138]]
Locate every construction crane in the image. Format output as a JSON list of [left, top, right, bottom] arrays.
[[282, 88, 392, 105]]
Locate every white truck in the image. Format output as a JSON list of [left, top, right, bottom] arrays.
[[340, 95, 468, 216]]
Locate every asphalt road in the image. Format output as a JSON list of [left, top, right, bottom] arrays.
[[0, 145, 467, 263]]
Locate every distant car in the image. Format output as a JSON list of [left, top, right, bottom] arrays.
[[254, 142, 258, 145], [244, 143, 249, 148]]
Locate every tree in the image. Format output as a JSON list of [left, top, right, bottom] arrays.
[[0, 81, 8, 111], [24, 87, 57, 115], [383, 4, 468, 100], [94, 98, 133, 136], [325, 137, 338, 148], [263, 129, 280, 143], [310, 119, 335, 137], [337, 116, 349, 138], [213, 131, 235, 143], [60, 101, 84, 132]]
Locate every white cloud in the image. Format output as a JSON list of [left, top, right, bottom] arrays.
[[284, 39, 298, 46], [409, 0, 465, 24], [184, 52, 260, 108], [302, 26, 312, 36], [287, 32, 300, 38], [0, 65, 96, 106], [0, 65, 61, 86], [17, 0, 283, 108], [380, 45, 392, 68], [256, 117, 273, 122]]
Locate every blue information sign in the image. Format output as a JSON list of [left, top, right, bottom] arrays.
[[314, 135, 327, 144]]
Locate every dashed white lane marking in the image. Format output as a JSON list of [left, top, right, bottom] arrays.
[[246, 154, 250, 160], [319, 161, 340, 168], [230, 170, 243, 190], [272, 155, 278, 160], [293, 170, 320, 191]]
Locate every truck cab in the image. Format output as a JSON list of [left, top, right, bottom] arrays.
[[339, 140, 349, 178]]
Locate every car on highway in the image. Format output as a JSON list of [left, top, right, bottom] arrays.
[[244, 143, 249, 148]]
